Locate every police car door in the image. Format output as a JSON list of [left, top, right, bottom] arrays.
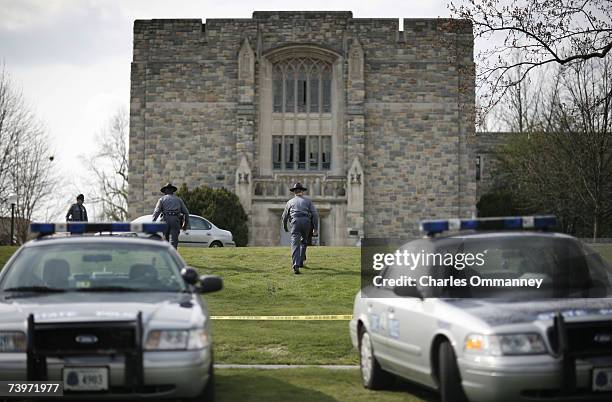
[[180, 216, 210, 246], [389, 242, 452, 387], [376, 243, 436, 385], [385, 283, 435, 386], [368, 253, 418, 377]]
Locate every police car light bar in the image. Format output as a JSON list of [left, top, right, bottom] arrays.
[[419, 216, 557, 236], [30, 222, 167, 236]]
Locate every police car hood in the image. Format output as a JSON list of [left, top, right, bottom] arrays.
[[444, 298, 612, 326], [0, 292, 204, 327]]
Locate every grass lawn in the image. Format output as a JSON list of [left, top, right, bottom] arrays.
[[182, 246, 360, 365], [216, 368, 436, 402], [0, 246, 18, 266], [591, 243, 612, 263], [214, 321, 356, 364], [181, 246, 360, 316]]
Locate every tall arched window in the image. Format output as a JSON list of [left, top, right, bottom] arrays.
[[271, 57, 332, 171], [273, 58, 332, 114]]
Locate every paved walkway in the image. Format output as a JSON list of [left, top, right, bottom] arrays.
[[216, 364, 358, 370]]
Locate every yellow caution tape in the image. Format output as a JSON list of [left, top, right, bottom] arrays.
[[211, 314, 352, 321]]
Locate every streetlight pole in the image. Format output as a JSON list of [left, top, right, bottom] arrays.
[[7, 194, 17, 246], [10, 202, 15, 246]]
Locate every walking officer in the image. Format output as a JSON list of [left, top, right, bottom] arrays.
[[66, 194, 88, 222], [281, 182, 319, 275], [152, 182, 190, 249]]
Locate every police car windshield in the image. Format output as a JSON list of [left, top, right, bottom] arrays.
[[1, 243, 187, 293], [428, 235, 612, 299]]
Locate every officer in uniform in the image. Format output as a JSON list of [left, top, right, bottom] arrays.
[[66, 194, 88, 222], [152, 183, 190, 249], [282, 183, 319, 274]]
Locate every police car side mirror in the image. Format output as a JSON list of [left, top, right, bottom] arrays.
[[197, 275, 223, 294], [393, 285, 423, 299], [181, 267, 199, 285]]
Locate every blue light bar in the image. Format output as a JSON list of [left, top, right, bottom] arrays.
[[30, 223, 55, 235], [30, 222, 168, 236], [504, 217, 522, 229], [534, 216, 557, 229], [419, 220, 449, 234], [419, 216, 557, 235]]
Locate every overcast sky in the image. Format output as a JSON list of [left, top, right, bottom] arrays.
[[0, 0, 450, 217]]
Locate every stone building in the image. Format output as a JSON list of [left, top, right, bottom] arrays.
[[128, 11, 476, 246]]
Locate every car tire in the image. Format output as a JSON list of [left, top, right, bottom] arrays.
[[209, 241, 223, 248], [359, 328, 393, 389], [184, 362, 214, 402], [439, 341, 468, 402]]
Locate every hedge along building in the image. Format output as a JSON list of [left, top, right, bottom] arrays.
[[128, 11, 477, 246]]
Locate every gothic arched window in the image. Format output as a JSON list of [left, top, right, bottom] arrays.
[[272, 58, 332, 114], [269, 56, 334, 172]]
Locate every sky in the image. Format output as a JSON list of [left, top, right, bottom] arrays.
[[0, 0, 451, 218]]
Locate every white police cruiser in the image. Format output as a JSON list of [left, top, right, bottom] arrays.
[[0, 222, 221, 401], [350, 216, 612, 402]]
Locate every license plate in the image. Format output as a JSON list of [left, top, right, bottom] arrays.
[[593, 367, 612, 392], [63, 367, 109, 391]]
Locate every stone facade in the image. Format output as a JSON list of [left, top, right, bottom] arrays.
[[129, 11, 477, 245]]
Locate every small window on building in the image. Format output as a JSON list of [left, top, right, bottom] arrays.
[[273, 136, 282, 169], [297, 68, 307, 113], [476, 155, 482, 181], [285, 68, 295, 113], [321, 136, 331, 169], [309, 136, 319, 169], [309, 75, 319, 113], [285, 136, 295, 169], [322, 69, 332, 113], [273, 73, 283, 113], [297, 136, 307, 169]]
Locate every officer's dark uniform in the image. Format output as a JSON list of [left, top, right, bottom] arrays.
[[152, 183, 189, 249], [282, 183, 319, 274], [66, 195, 88, 222]]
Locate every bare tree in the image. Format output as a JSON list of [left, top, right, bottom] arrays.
[[499, 58, 612, 238], [87, 108, 129, 221], [490, 54, 548, 132], [0, 65, 27, 205], [450, 0, 612, 118], [547, 58, 612, 237], [0, 65, 57, 243], [9, 129, 58, 242]]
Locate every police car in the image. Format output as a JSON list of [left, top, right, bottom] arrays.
[[350, 216, 612, 402], [0, 222, 222, 401]]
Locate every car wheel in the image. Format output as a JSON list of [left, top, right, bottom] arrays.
[[184, 362, 214, 402], [359, 328, 393, 389], [209, 241, 223, 248], [439, 341, 468, 402]]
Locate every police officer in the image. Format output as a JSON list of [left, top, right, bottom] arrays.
[[66, 194, 88, 222], [152, 183, 190, 249], [282, 183, 319, 274]]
